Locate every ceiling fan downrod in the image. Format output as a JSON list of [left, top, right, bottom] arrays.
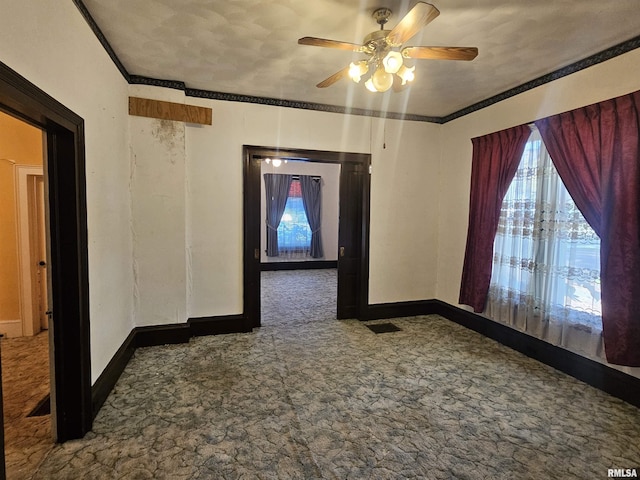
[[372, 7, 392, 29]]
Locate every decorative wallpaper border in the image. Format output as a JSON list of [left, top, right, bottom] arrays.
[[441, 34, 640, 123], [128, 76, 441, 123], [72, 0, 130, 81], [75, 0, 640, 124]]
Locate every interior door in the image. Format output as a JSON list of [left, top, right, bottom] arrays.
[[35, 176, 49, 330], [337, 162, 364, 319]]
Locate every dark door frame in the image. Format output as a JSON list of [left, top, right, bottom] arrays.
[[0, 61, 92, 443], [243, 145, 371, 328]]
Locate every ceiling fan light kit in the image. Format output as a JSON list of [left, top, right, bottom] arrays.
[[348, 60, 369, 83], [298, 2, 478, 93], [382, 51, 403, 74]]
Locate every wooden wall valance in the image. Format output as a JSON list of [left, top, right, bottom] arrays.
[[128, 97, 212, 125]]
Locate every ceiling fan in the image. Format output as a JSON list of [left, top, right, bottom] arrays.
[[298, 2, 478, 93]]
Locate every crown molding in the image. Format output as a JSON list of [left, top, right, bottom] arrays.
[[186, 86, 443, 122], [72, 0, 130, 82], [74, 0, 640, 124], [129, 76, 442, 123]]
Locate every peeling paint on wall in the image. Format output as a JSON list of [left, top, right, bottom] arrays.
[[130, 114, 187, 326], [151, 119, 184, 159]]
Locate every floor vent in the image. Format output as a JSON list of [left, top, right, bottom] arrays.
[[365, 322, 402, 334], [27, 394, 50, 417]]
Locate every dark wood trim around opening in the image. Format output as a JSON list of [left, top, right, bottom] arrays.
[[0, 61, 92, 442], [243, 146, 371, 329]]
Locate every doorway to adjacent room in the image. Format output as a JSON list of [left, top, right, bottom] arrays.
[[243, 146, 371, 329], [0, 60, 93, 477]]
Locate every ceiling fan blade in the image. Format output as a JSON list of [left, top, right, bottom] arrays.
[[316, 67, 350, 88], [298, 37, 364, 52], [386, 2, 440, 47], [402, 46, 478, 61]]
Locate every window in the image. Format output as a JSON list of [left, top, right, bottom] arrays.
[[277, 180, 312, 257], [487, 128, 602, 335]]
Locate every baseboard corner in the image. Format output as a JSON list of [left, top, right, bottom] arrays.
[[91, 329, 136, 418]]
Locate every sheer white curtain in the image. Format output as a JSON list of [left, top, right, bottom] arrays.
[[486, 127, 604, 359], [277, 179, 312, 259]]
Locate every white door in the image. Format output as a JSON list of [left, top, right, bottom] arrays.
[[35, 176, 48, 330]]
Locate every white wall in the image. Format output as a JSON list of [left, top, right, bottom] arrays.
[[127, 87, 441, 320], [436, 48, 640, 377], [368, 118, 441, 304], [0, 1, 134, 382], [260, 160, 340, 263], [129, 86, 187, 327]]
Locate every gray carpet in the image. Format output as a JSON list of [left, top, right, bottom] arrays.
[[30, 271, 640, 479], [2, 331, 52, 480], [261, 269, 337, 327]]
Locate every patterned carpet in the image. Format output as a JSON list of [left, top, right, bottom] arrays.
[[28, 271, 640, 479], [261, 269, 337, 327], [1, 331, 52, 480]]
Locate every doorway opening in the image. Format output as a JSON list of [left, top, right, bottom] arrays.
[[0, 60, 93, 476], [243, 146, 371, 329], [0, 111, 52, 477], [260, 159, 340, 328]]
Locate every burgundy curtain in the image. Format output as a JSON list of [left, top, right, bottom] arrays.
[[536, 91, 640, 366], [459, 124, 531, 312]]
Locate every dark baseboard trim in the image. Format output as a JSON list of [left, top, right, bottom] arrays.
[[261, 260, 337, 271], [134, 323, 191, 348], [91, 299, 639, 421], [90, 314, 248, 419], [188, 314, 250, 336], [91, 329, 136, 418], [429, 300, 640, 409], [365, 298, 639, 408], [365, 299, 438, 320]]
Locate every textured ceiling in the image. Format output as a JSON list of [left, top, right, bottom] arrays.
[[81, 0, 640, 119]]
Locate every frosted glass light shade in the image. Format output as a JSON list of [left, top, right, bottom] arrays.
[[383, 51, 403, 74], [371, 67, 393, 92], [348, 61, 369, 83], [365, 78, 377, 92], [397, 64, 415, 85]]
